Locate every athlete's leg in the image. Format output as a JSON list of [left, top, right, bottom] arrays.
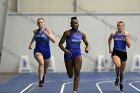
[[42, 59, 50, 83], [65, 59, 74, 78], [120, 62, 126, 83], [73, 55, 82, 92], [112, 55, 121, 68], [115, 66, 120, 86], [34, 53, 44, 87], [119, 61, 126, 91], [112, 55, 121, 86], [115, 67, 120, 78]]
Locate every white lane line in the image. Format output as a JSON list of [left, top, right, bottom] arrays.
[[20, 82, 37, 93], [20, 81, 55, 93], [26, 83, 37, 93], [129, 81, 140, 92], [60, 81, 73, 93], [60, 80, 91, 93], [96, 80, 114, 93]]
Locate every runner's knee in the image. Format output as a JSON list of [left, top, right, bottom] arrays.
[[75, 69, 80, 77], [67, 71, 73, 78], [116, 64, 121, 69]]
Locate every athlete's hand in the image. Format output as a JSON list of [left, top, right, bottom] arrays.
[[65, 49, 72, 56], [44, 31, 49, 36], [28, 45, 32, 50], [85, 47, 89, 53], [44, 29, 51, 36], [124, 32, 130, 40]]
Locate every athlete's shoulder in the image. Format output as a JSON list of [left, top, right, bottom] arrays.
[[124, 31, 129, 36], [33, 29, 38, 33], [65, 30, 70, 33], [46, 28, 52, 32], [45, 28, 53, 34], [79, 30, 84, 34], [111, 32, 116, 35], [110, 32, 116, 37], [64, 30, 70, 35], [63, 30, 70, 38], [79, 31, 86, 38]]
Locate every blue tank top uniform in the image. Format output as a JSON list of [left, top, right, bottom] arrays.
[[64, 29, 82, 61], [112, 32, 127, 61], [34, 29, 51, 59], [113, 32, 126, 51]]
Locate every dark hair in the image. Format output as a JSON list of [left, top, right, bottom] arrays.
[[71, 17, 77, 20], [117, 21, 125, 26], [70, 17, 78, 24]]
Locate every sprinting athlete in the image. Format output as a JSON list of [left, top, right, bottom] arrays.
[[108, 21, 130, 91], [58, 17, 90, 93], [29, 18, 55, 87]]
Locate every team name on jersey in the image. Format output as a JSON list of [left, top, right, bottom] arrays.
[[71, 39, 82, 43], [35, 34, 44, 38], [114, 38, 125, 41]]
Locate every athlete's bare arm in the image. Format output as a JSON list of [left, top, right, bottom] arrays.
[[108, 32, 115, 53], [44, 28, 55, 43], [81, 31, 90, 53], [28, 30, 37, 49], [125, 32, 131, 48], [58, 30, 72, 56]]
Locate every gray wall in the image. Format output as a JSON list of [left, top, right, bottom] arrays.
[[0, 13, 140, 73], [9, 0, 140, 13], [0, 0, 8, 63]]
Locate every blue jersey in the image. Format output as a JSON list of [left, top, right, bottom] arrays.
[[66, 29, 82, 52], [34, 29, 50, 51], [113, 32, 126, 51]]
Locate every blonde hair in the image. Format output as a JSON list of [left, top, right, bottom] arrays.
[[37, 18, 45, 23]]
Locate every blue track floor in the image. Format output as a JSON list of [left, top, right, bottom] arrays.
[[0, 72, 140, 93]]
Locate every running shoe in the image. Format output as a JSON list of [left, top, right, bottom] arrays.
[[120, 83, 124, 91], [39, 80, 44, 87], [114, 78, 119, 86]]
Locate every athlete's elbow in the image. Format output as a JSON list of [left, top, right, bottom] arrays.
[[52, 40, 55, 43], [108, 38, 111, 42], [127, 44, 131, 48], [85, 42, 89, 47], [51, 39, 56, 43], [58, 43, 61, 47]]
